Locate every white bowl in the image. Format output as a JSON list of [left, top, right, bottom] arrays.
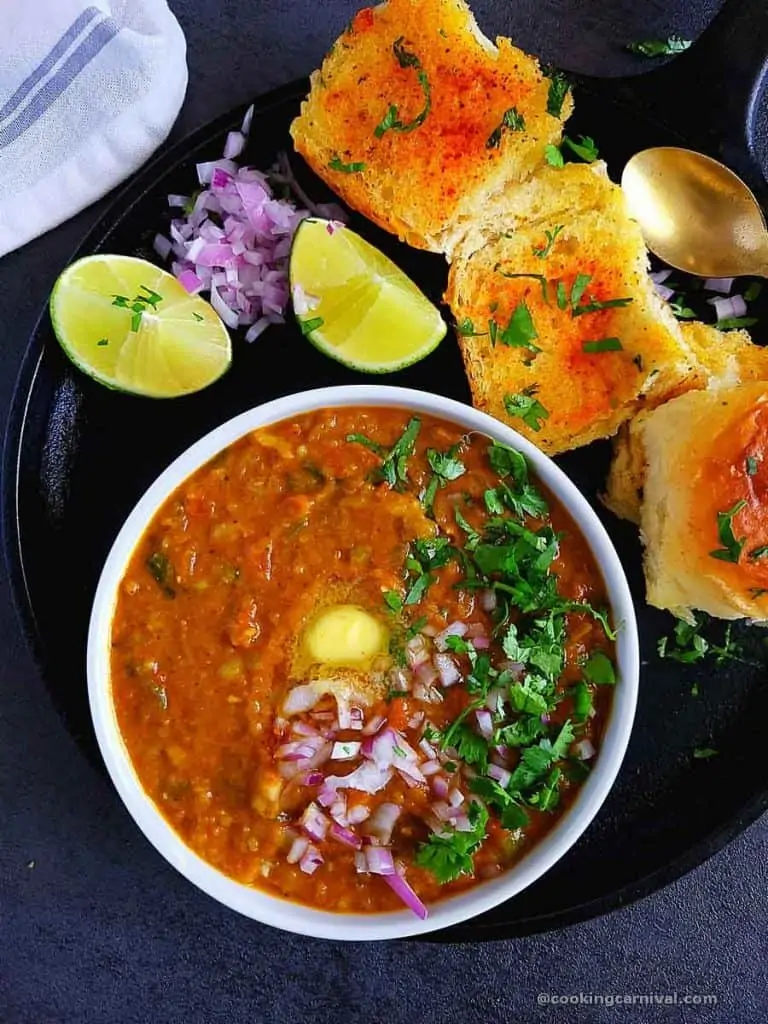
[[87, 385, 639, 941]]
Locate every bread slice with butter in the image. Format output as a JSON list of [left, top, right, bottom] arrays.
[[290, 0, 572, 256], [446, 162, 702, 455]]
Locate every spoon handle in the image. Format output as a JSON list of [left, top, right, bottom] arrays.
[[576, 0, 768, 198]]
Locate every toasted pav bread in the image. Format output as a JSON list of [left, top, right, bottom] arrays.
[[680, 321, 768, 386], [446, 163, 701, 454], [290, 0, 572, 255], [604, 323, 768, 523], [635, 382, 768, 621]]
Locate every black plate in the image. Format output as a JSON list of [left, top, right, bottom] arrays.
[[4, 1, 768, 941]]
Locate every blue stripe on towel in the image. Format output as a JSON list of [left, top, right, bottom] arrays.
[[0, 7, 101, 124], [0, 15, 120, 150]]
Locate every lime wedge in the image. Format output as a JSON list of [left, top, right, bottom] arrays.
[[49, 255, 232, 398], [289, 219, 446, 373]]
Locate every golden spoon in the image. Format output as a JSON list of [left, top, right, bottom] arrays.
[[621, 147, 768, 279]]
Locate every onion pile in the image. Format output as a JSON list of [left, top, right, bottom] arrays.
[[153, 105, 345, 342], [275, 619, 510, 920], [651, 268, 758, 327]]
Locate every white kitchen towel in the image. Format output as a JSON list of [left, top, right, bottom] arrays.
[[0, 0, 188, 258]]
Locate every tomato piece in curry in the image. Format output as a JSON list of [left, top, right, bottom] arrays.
[[110, 408, 616, 916]]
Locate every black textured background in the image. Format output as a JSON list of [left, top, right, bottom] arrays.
[[2, 1, 767, 1021]]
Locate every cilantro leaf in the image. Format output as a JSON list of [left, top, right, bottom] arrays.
[[693, 746, 718, 760], [626, 36, 692, 57], [572, 295, 633, 316], [504, 387, 550, 432], [299, 316, 324, 335], [448, 724, 489, 771], [582, 650, 616, 685], [709, 499, 747, 563], [532, 225, 564, 259], [544, 144, 564, 168], [346, 417, 421, 490], [422, 443, 466, 515], [328, 154, 365, 173], [562, 134, 599, 163], [582, 337, 623, 353], [456, 317, 487, 337], [383, 590, 403, 613], [545, 70, 570, 117], [486, 106, 526, 149], [374, 38, 431, 137], [414, 801, 488, 884], [669, 301, 697, 320], [496, 302, 540, 353], [716, 317, 759, 331]]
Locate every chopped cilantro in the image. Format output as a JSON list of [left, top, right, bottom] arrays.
[[486, 106, 526, 149], [744, 281, 763, 303], [494, 302, 541, 354], [146, 552, 175, 598], [422, 443, 466, 515], [532, 225, 564, 259], [299, 316, 324, 335], [504, 387, 550, 432], [748, 545, 768, 560], [346, 416, 421, 490], [414, 801, 488, 884], [582, 337, 623, 353], [583, 650, 616, 685], [658, 613, 743, 666], [374, 37, 431, 137], [571, 680, 593, 722], [626, 37, 692, 57], [693, 746, 718, 760], [456, 317, 486, 337], [493, 269, 549, 304], [96, 338, 109, 346], [544, 144, 564, 168], [669, 301, 697, 319], [572, 295, 633, 316], [328, 154, 365, 173], [570, 273, 592, 309], [747, 456, 759, 476], [556, 280, 568, 310], [545, 70, 570, 117], [383, 590, 404, 613], [562, 134, 599, 163], [709, 499, 747, 563], [447, 723, 489, 771], [112, 285, 163, 333], [715, 317, 759, 331], [191, 312, 204, 322]]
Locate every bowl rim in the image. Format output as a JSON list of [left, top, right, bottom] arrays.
[[87, 384, 640, 941]]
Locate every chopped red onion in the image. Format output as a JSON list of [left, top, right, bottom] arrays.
[[407, 711, 424, 729], [704, 277, 734, 294], [396, 760, 426, 787], [330, 822, 361, 849], [421, 759, 441, 776], [364, 847, 396, 876], [177, 268, 203, 294], [655, 284, 675, 301], [480, 588, 497, 612], [384, 868, 428, 920], [406, 634, 431, 668], [448, 787, 465, 808], [347, 804, 371, 825], [167, 194, 189, 209], [452, 813, 472, 832], [649, 268, 673, 285], [431, 775, 449, 799], [277, 739, 322, 762], [389, 666, 411, 694], [301, 770, 324, 786], [432, 801, 454, 821], [488, 763, 512, 787], [573, 738, 596, 760], [361, 713, 386, 736], [354, 850, 368, 873], [709, 295, 747, 321], [363, 802, 401, 845], [434, 653, 461, 687], [291, 283, 320, 315], [300, 801, 329, 841], [330, 795, 348, 825], [282, 684, 319, 715], [465, 622, 487, 639], [415, 661, 439, 687], [331, 741, 361, 761], [299, 844, 323, 875], [419, 738, 437, 760], [153, 233, 172, 261], [223, 131, 245, 160], [286, 835, 309, 865], [475, 709, 494, 740], [472, 636, 491, 650], [435, 621, 468, 651], [323, 762, 394, 795], [291, 721, 319, 738]]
